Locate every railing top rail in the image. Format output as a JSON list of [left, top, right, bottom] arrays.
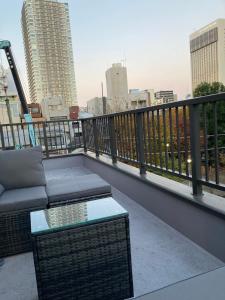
[[79, 92, 225, 121], [0, 119, 80, 127]]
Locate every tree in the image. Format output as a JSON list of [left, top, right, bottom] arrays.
[[194, 82, 225, 167], [193, 81, 225, 97], [193, 82, 211, 97], [210, 82, 225, 94]]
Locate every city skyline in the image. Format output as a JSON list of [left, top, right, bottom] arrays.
[[0, 0, 225, 106]]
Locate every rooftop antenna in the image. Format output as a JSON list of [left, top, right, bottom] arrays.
[[101, 82, 106, 114], [121, 53, 127, 67]]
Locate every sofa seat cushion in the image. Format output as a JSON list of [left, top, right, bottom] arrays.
[[0, 146, 46, 190], [47, 174, 111, 204], [0, 186, 48, 212]]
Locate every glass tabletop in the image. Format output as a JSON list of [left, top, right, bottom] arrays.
[[31, 197, 128, 235]]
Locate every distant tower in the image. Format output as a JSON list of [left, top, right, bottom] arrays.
[[21, 0, 77, 107], [105, 63, 129, 113], [190, 19, 225, 92]]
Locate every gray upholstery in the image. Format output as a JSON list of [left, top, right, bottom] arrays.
[[0, 146, 46, 190], [47, 174, 111, 204], [0, 184, 4, 196], [0, 186, 48, 212]]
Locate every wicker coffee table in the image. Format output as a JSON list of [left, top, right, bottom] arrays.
[[30, 197, 133, 300]]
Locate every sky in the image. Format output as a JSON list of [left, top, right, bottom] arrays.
[[0, 0, 225, 106]]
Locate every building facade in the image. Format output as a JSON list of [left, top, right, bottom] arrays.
[[154, 90, 177, 105], [87, 97, 106, 116], [21, 0, 77, 107], [41, 96, 69, 121], [0, 95, 20, 124], [105, 63, 129, 113], [190, 19, 225, 92], [129, 89, 155, 109]]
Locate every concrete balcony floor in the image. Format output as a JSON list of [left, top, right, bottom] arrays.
[[0, 163, 224, 300]]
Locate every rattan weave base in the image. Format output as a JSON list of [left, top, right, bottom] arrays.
[[0, 209, 32, 258], [32, 217, 133, 300]]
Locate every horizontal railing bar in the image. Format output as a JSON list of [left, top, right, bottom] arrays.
[[198, 180, 225, 192], [1, 120, 80, 127]]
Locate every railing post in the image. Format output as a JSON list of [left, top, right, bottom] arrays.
[[189, 104, 203, 198], [93, 118, 99, 157], [0, 124, 5, 150], [109, 116, 117, 164], [81, 120, 87, 153], [136, 112, 146, 175], [43, 122, 49, 158]]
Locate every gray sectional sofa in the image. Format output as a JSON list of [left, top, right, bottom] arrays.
[[0, 146, 111, 258]]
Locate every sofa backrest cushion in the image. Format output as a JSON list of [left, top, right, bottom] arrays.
[[0, 184, 4, 196], [0, 146, 46, 190]]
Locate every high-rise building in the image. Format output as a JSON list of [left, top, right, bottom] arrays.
[[190, 19, 225, 92], [21, 0, 77, 107], [105, 63, 129, 113]]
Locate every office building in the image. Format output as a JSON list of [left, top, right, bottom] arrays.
[[190, 19, 225, 91], [155, 90, 176, 104], [21, 0, 77, 107], [129, 89, 155, 109], [105, 63, 129, 113]]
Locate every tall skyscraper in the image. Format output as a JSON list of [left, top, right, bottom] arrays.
[[21, 0, 77, 107], [190, 19, 225, 92], [105, 63, 129, 113]]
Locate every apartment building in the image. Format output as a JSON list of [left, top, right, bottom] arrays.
[[190, 19, 225, 91], [21, 0, 77, 107]]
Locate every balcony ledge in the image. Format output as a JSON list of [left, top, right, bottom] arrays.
[[81, 151, 225, 218]]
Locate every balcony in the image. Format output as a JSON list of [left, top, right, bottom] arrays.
[[0, 93, 225, 299]]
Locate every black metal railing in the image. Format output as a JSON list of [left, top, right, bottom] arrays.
[[1, 94, 225, 197], [81, 93, 225, 197], [0, 120, 83, 158]]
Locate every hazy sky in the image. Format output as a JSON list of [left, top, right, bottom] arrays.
[[0, 0, 225, 106]]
